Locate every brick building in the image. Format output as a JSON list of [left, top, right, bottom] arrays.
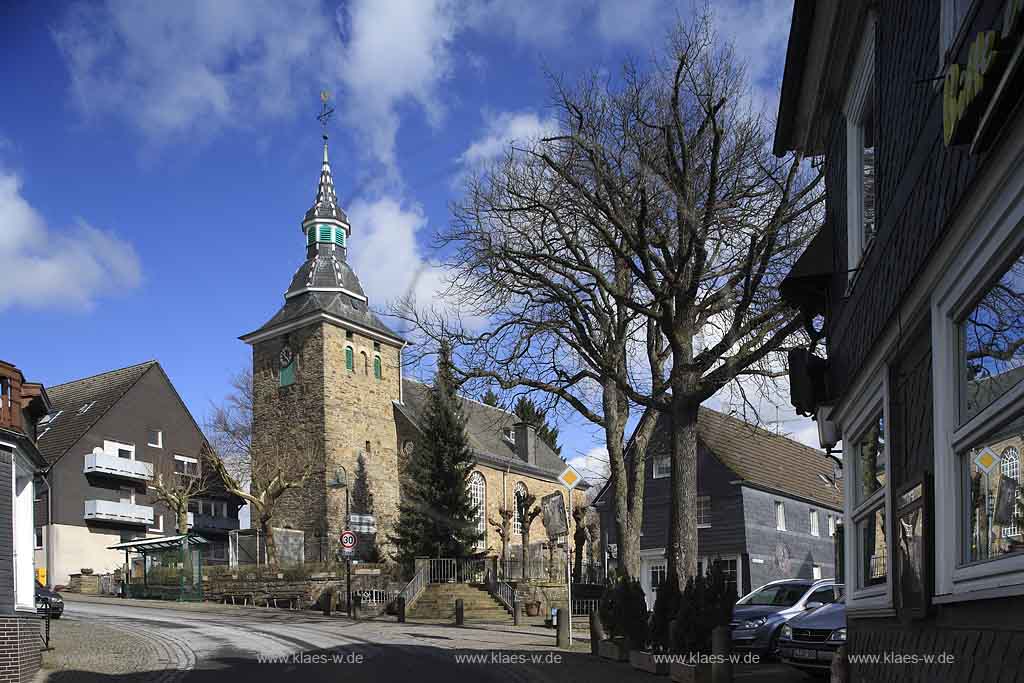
[[777, 0, 1024, 679], [0, 361, 50, 682], [241, 136, 588, 569]]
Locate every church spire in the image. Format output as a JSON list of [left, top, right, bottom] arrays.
[[302, 93, 350, 256]]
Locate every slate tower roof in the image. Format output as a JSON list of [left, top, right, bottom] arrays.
[[241, 137, 403, 345]]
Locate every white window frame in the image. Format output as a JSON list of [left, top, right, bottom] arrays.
[[836, 368, 893, 613], [147, 429, 163, 449], [810, 509, 820, 537], [653, 456, 671, 479], [1001, 447, 1021, 539], [469, 471, 486, 550], [813, 564, 822, 580], [104, 439, 135, 460], [512, 482, 528, 537], [10, 445, 36, 612], [775, 501, 787, 531], [828, 514, 837, 538], [174, 454, 199, 478], [932, 179, 1024, 601], [844, 12, 878, 284], [696, 495, 711, 528]]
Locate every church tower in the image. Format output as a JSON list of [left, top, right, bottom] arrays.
[[241, 135, 405, 562]]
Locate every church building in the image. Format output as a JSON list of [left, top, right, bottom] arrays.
[[240, 137, 589, 568]]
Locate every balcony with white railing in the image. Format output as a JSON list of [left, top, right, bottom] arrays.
[[84, 499, 154, 525], [83, 452, 154, 482]]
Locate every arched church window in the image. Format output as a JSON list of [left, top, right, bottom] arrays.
[[374, 356, 382, 380], [361, 351, 369, 375], [512, 482, 528, 537], [1002, 447, 1021, 538], [469, 472, 486, 550], [345, 346, 354, 371]]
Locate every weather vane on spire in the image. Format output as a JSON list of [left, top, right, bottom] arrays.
[[317, 90, 334, 140]]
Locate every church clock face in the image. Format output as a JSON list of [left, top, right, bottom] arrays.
[[279, 345, 294, 368]]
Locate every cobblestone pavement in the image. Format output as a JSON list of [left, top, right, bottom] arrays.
[[49, 596, 813, 683]]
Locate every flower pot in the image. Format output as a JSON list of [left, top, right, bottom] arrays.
[[669, 661, 711, 683], [630, 650, 669, 675], [598, 639, 629, 662], [525, 601, 541, 617]]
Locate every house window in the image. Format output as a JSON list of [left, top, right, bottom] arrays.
[[346, 331, 353, 340], [713, 558, 739, 596], [696, 495, 711, 528], [374, 356, 382, 380], [813, 564, 822, 580], [845, 13, 878, 282], [104, 440, 135, 460], [653, 456, 671, 479], [650, 562, 667, 592], [775, 502, 787, 531], [512, 482, 528, 537], [469, 472, 486, 550], [174, 455, 199, 477], [853, 412, 888, 587], [828, 515, 836, 538], [1001, 448, 1022, 539], [345, 346, 354, 371], [147, 429, 162, 448], [34, 527, 43, 550], [810, 509, 820, 536]]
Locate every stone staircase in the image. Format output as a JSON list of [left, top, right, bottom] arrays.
[[407, 583, 513, 623]]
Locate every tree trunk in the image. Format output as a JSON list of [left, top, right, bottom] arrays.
[[604, 380, 641, 580], [521, 532, 530, 580], [573, 526, 587, 583], [668, 388, 699, 591], [177, 508, 189, 537], [261, 516, 277, 566]]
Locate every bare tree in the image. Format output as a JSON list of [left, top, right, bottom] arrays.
[[572, 503, 590, 583], [205, 368, 323, 564], [517, 492, 542, 581], [426, 14, 822, 589], [149, 449, 211, 536]]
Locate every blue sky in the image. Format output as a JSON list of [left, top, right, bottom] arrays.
[[0, 0, 804, 484]]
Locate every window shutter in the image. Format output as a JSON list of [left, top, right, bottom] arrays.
[[335, 228, 346, 247], [319, 225, 331, 242], [374, 356, 382, 379], [345, 347, 354, 371]]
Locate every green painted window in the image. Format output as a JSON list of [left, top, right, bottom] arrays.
[[345, 346, 354, 371], [334, 228, 346, 247], [373, 356, 382, 380], [319, 225, 332, 242], [306, 226, 315, 246], [279, 361, 295, 387]]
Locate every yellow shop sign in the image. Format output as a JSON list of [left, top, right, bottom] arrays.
[[944, 0, 1024, 147]]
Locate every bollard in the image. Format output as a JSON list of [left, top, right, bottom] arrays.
[[397, 596, 406, 623], [456, 598, 465, 626], [831, 645, 849, 683], [513, 600, 521, 626], [711, 625, 733, 683], [352, 594, 361, 621], [556, 608, 570, 649], [589, 611, 603, 655], [322, 588, 333, 617]]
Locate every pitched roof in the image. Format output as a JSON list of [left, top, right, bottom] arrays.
[[36, 361, 157, 465], [397, 379, 578, 484]]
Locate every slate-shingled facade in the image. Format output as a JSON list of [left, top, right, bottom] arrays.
[[35, 361, 241, 586], [594, 407, 842, 606], [777, 1, 1024, 679]]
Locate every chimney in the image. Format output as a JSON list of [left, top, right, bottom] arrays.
[[514, 422, 537, 466], [0, 360, 24, 433]]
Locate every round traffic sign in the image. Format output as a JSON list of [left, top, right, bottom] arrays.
[[340, 530, 358, 550]]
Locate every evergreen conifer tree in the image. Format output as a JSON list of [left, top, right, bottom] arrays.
[[513, 397, 562, 454], [390, 346, 483, 575], [351, 452, 380, 562], [481, 388, 501, 407]]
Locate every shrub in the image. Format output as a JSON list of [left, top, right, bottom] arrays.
[[650, 574, 680, 653], [671, 561, 738, 656], [599, 574, 649, 649]]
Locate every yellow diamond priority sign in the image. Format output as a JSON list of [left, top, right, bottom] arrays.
[[559, 465, 582, 490], [975, 447, 999, 474]]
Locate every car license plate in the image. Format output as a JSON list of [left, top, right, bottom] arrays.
[[792, 648, 818, 660]]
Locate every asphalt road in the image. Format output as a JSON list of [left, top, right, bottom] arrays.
[[46, 598, 816, 683]]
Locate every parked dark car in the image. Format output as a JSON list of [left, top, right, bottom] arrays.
[[35, 583, 63, 618], [778, 598, 846, 674], [730, 579, 839, 655]]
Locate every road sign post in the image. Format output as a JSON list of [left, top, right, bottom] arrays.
[[341, 530, 358, 617], [558, 465, 582, 646]]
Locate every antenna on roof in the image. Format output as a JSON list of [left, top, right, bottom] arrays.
[[317, 90, 334, 141]]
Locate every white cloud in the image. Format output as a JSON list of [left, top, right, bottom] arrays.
[[594, 0, 671, 44], [0, 170, 142, 311], [336, 0, 460, 173], [347, 196, 445, 310], [459, 110, 559, 167], [52, 0, 338, 142], [465, 0, 583, 47]]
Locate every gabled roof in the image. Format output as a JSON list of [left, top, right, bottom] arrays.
[[594, 405, 842, 510], [37, 361, 157, 465], [397, 379, 580, 484]]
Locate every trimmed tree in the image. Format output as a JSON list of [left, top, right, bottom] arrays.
[[516, 492, 542, 580], [389, 346, 483, 575]]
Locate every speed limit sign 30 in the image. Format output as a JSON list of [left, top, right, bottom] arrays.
[[340, 529, 358, 552]]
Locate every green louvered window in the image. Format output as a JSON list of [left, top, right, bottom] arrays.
[[345, 346, 354, 371], [334, 228, 346, 247], [306, 226, 315, 246], [280, 361, 295, 387], [319, 225, 332, 242], [373, 356, 382, 380]]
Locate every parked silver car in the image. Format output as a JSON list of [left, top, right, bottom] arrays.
[[730, 578, 840, 655]]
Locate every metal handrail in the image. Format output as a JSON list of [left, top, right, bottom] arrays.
[[396, 565, 429, 608], [494, 581, 516, 613]]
